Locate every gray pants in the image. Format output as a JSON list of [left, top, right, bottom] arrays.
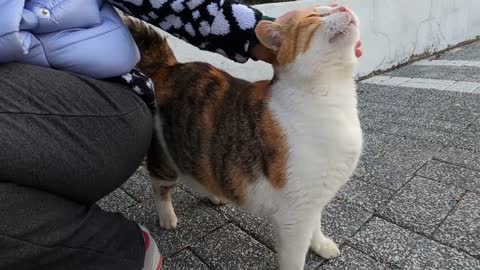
[[0, 64, 153, 270]]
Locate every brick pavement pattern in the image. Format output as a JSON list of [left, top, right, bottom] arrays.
[[99, 41, 480, 270]]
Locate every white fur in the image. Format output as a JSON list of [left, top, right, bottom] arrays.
[[156, 195, 178, 229], [150, 7, 362, 270], [151, 178, 178, 229], [243, 8, 362, 269]]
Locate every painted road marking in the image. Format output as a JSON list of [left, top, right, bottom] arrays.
[[413, 60, 480, 67], [362, 76, 480, 93]]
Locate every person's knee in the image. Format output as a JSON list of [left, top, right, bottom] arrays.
[[0, 63, 154, 203], [86, 105, 153, 203]]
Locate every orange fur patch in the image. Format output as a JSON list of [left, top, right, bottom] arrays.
[[197, 155, 229, 199], [228, 164, 251, 205], [202, 73, 229, 134], [129, 17, 291, 205], [151, 71, 173, 106], [249, 80, 272, 106], [276, 10, 323, 66], [261, 110, 288, 189]]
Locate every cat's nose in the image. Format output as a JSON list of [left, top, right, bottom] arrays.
[[339, 6, 348, 12]]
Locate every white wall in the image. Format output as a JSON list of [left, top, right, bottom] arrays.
[[163, 0, 480, 81]]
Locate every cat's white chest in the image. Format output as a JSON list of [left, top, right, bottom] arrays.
[[269, 91, 363, 195]]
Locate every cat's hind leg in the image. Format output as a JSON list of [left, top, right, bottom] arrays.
[[147, 128, 179, 229], [150, 177, 178, 229]]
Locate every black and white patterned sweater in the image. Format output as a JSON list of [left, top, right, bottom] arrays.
[[106, 0, 268, 112]]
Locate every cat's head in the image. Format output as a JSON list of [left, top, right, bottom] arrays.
[[255, 6, 360, 69]]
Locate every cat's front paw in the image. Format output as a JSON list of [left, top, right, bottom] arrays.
[[157, 205, 178, 229], [207, 194, 228, 205], [311, 237, 340, 259]]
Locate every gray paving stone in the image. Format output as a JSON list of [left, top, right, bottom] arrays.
[[417, 160, 480, 193], [216, 204, 275, 249], [348, 217, 420, 267], [216, 199, 371, 256], [349, 217, 480, 269], [435, 106, 480, 124], [361, 132, 400, 160], [352, 156, 369, 180], [380, 122, 456, 145], [97, 188, 137, 213], [357, 81, 389, 96], [356, 138, 443, 190], [191, 223, 277, 270], [441, 92, 480, 113], [215, 200, 371, 269], [359, 113, 390, 132], [321, 199, 372, 247], [403, 236, 480, 270], [360, 84, 445, 109], [163, 249, 210, 270], [385, 65, 480, 83], [435, 146, 480, 171], [122, 188, 228, 257], [358, 97, 405, 114], [336, 179, 394, 212], [438, 42, 480, 61], [304, 251, 325, 270], [358, 84, 421, 106], [385, 116, 466, 134], [451, 130, 480, 151], [358, 89, 444, 122], [378, 177, 464, 235], [354, 157, 412, 191], [121, 165, 152, 202], [467, 118, 480, 132], [358, 103, 398, 132], [319, 245, 393, 270], [399, 78, 456, 90], [433, 192, 480, 258]]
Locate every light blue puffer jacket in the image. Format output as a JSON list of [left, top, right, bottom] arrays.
[[0, 0, 139, 79]]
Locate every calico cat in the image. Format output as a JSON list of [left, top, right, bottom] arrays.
[[124, 6, 362, 270]]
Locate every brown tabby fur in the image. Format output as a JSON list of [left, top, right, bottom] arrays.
[[124, 17, 289, 205]]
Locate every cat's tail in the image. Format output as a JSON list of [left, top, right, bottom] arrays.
[[122, 16, 178, 76]]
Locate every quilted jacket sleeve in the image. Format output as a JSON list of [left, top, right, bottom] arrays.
[[0, 1, 30, 63], [108, 0, 263, 63]]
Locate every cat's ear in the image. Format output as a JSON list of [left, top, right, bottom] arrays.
[[255, 21, 285, 51]]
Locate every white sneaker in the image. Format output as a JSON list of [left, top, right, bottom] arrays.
[[139, 225, 163, 270]]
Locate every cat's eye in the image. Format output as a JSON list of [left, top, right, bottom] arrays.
[[308, 13, 329, 18]]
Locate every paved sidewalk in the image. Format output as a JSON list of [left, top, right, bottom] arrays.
[[99, 41, 480, 270]]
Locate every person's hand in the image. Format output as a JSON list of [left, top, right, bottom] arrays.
[[250, 5, 363, 63]]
